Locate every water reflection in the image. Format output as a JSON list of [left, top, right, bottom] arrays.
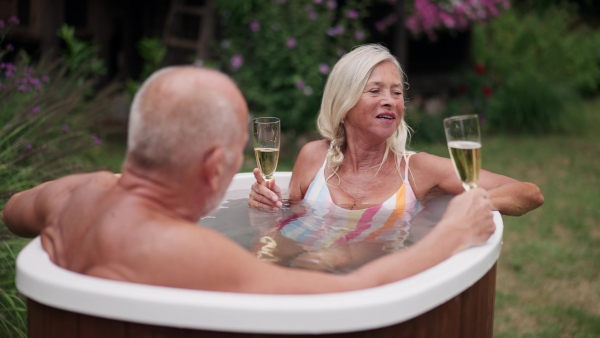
[[200, 192, 453, 274]]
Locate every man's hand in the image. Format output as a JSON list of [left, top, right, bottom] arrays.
[[439, 188, 496, 253]]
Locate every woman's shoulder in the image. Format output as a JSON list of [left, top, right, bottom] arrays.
[[297, 140, 329, 162], [406, 151, 453, 178]]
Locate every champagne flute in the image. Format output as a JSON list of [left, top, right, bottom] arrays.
[[443, 114, 481, 191], [253, 117, 280, 182]]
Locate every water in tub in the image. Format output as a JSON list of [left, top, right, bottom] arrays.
[[200, 190, 452, 274]]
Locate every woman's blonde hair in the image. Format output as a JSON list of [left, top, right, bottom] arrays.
[[317, 44, 411, 179]]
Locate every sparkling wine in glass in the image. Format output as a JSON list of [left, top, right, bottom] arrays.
[[253, 117, 280, 182], [443, 114, 481, 191]]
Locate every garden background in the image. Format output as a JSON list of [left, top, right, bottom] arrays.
[[1, 0, 599, 336]]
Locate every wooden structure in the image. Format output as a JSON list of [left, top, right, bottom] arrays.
[[27, 265, 496, 338], [163, 0, 215, 60], [0, 0, 215, 78]]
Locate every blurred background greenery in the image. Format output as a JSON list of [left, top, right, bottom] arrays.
[[1, 0, 599, 337]]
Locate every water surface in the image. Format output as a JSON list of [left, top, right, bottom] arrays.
[[200, 189, 452, 274]]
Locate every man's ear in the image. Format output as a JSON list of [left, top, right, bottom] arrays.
[[201, 146, 225, 191]]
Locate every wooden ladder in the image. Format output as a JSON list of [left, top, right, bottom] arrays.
[[162, 0, 216, 60]]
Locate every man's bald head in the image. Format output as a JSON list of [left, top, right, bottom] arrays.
[[126, 66, 248, 176]]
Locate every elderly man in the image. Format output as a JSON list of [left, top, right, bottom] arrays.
[[2, 66, 496, 294]]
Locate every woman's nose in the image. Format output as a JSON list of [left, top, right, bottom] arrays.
[[380, 92, 395, 107]]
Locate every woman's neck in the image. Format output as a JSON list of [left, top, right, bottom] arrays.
[[342, 140, 390, 174]]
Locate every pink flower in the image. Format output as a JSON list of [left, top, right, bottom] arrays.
[[296, 80, 305, 89], [314, 0, 323, 3], [6, 44, 13, 51], [326, 25, 344, 36], [354, 30, 365, 41], [327, 0, 337, 9], [286, 38, 297, 49], [8, 16, 19, 25], [92, 134, 104, 146], [249, 21, 260, 32], [308, 11, 318, 20], [62, 124, 70, 133], [231, 55, 243, 70], [319, 64, 330, 74], [30, 106, 40, 114], [347, 9, 359, 19]]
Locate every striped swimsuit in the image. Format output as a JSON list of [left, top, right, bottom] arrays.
[[278, 155, 423, 250]]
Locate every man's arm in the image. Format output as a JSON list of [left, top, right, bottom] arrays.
[[145, 188, 495, 294], [2, 173, 101, 237]]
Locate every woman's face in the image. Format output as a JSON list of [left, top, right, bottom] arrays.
[[343, 61, 404, 144]]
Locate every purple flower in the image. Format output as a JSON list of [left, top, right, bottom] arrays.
[[30, 106, 40, 114], [25, 143, 32, 150], [230, 54, 243, 70], [6, 44, 13, 51], [296, 80, 305, 89], [8, 16, 19, 25], [347, 9, 359, 19], [92, 134, 104, 146], [17, 85, 26, 91], [286, 38, 297, 49], [326, 25, 344, 36], [355, 30, 365, 41], [314, 0, 323, 3], [62, 124, 70, 133], [308, 11, 318, 20], [249, 21, 260, 32], [319, 63, 330, 75], [327, 0, 337, 9], [42, 76, 50, 83]]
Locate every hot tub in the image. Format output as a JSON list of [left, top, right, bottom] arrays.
[[16, 172, 503, 338]]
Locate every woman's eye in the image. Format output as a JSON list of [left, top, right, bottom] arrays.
[[368, 89, 379, 93], [394, 91, 403, 96]]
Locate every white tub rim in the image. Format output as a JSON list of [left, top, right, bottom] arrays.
[[16, 171, 503, 334]]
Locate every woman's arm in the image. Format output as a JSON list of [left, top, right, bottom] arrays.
[[410, 153, 544, 216]]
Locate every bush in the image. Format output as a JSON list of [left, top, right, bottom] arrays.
[[468, 5, 600, 134], [214, 0, 370, 133]]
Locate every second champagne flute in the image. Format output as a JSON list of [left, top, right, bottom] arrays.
[[443, 114, 481, 191], [253, 117, 280, 182]]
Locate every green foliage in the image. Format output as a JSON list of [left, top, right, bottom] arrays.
[[58, 25, 106, 80], [214, 0, 370, 133], [468, 5, 600, 134], [0, 240, 28, 338], [126, 37, 167, 99]]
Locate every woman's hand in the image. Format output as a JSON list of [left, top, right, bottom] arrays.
[[248, 168, 283, 210], [438, 188, 496, 253]]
